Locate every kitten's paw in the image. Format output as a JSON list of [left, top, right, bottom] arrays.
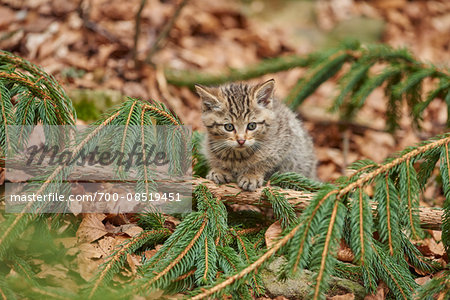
[[207, 170, 233, 184], [237, 175, 264, 192]]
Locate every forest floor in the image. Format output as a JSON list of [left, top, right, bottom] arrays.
[[0, 0, 449, 297], [1, 0, 449, 184]]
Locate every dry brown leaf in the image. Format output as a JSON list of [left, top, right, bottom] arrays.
[[104, 213, 131, 226], [265, 220, 282, 249], [122, 81, 149, 99], [364, 282, 387, 300], [330, 293, 355, 300], [353, 131, 395, 163], [144, 249, 158, 260], [78, 242, 104, 259], [76, 213, 107, 243], [126, 253, 141, 275], [121, 224, 144, 237], [100, 0, 136, 20], [318, 162, 339, 182], [337, 240, 355, 262], [0, 7, 16, 30], [76, 249, 103, 281], [55, 237, 78, 249], [36, 263, 68, 280], [415, 275, 431, 286], [426, 238, 445, 257], [144, 244, 163, 260], [105, 221, 120, 234], [416, 230, 446, 258], [76, 235, 127, 281], [51, 0, 78, 16], [98, 236, 127, 257], [36, 263, 80, 292], [165, 215, 181, 228]]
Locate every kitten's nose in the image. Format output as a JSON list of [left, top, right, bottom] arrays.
[[237, 139, 246, 145]]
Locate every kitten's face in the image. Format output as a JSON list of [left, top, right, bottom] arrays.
[[196, 80, 275, 151]]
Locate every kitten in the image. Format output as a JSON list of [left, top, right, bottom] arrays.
[[196, 79, 317, 191]]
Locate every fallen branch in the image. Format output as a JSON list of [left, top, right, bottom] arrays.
[[165, 54, 314, 88], [192, 178, 443, 230], [4, 160, 443, 230]]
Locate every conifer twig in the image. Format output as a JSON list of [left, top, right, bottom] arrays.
[[165, 47, 449, 88]]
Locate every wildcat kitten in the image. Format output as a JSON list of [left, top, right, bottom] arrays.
[[196, 79, 317, 191]]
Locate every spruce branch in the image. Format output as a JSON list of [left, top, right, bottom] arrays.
[[191, 178, 443, 229], [1, 48, 449, 299], [165, 54, 317, 88], [262, 187, 297, 228], [0, 110, 121, 259], [166, 43, 449, 131], [189, 133, 450, 299], [87, 229, 170, 299], [0, 51, 76, 156], [188, 214, 304, 300], [440, 144, 450, 253], [414, 269, 450, 300], [371, 242, 415, 300]]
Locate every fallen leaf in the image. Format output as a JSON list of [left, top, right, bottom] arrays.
[[126, 253, 141, 275], [265, 220, 282, 249], [330, 293, 354, 300], [364, 282, 387, 300], [121, 224, 143, 237], [0, 6, 16, 30], [55, 237, 78, 249], [337, 239, 355, 262], [36, 264, 68, 280], [415, 276, 431, 286], [76, 213, 108, 243]]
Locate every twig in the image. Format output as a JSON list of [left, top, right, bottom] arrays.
[[77, 0, 127, 48], [342, 126, 351, 173], [133, 0, 148, 65], [145, 0, 189, 64], [165, 54, 314, 88]]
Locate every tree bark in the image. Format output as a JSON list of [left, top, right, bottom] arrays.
[[192, 178, 443, 230], [4, 160, 443, 230]]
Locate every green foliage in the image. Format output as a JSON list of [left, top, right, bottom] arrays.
[[348, 188, 377, 293], [1, 47, 449, 300], [192, 131, 209, 177], [440, 145, 450, 254], [0, 50, 75, 156], [262, 187, 297, 228], [414, 269, 450, 300], [167, 43, 449, 132], [269, 172, 324, 192], [85, 229, 171, 299]]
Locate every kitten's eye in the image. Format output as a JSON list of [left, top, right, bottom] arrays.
[[224, 123, 234, 132], [247, 122, 257, 130]]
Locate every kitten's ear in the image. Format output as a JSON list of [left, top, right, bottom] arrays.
[[195, 84, 222, 112], [253, 79, 275, 107]]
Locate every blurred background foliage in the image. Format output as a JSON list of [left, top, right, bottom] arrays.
[[0, 0, 449, 299], [1, 0, 448, 182]]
